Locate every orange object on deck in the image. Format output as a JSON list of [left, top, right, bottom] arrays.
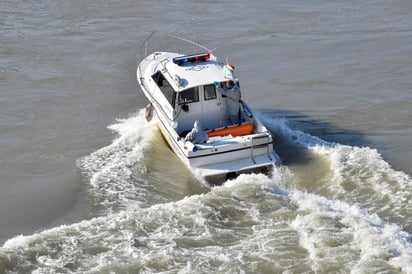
[[206, 122, 254, 137]]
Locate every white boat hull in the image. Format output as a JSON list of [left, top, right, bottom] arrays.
[[137, 32, 278, 185]]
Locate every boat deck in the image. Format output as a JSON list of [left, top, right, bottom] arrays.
[[197, 135, 245, 148]]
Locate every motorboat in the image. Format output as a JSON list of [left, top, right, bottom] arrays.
[[136, 32, 278, 184]]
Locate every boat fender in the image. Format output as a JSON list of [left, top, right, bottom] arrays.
[[145, 103, 154, 122]]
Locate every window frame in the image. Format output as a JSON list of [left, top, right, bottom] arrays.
[[177, 87, 200, 105], [151, 71, 176, 107], [203, 84, 217, 101]]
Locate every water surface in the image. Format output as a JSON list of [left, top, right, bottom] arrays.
[[1, 0, 411, 273]]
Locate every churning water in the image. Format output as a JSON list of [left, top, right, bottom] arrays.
[[1, 0, 412, 273]]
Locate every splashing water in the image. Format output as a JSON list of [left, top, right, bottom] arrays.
[[77, 109, 157, 213], [1, 110, 411, 273]]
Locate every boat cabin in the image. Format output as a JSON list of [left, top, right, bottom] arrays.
[[149, 53, 239, 136]]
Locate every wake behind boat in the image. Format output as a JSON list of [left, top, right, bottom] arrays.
[[136, 32, 278, 184]]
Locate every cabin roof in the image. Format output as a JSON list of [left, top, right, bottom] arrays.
[[160, 52, 231, 91]]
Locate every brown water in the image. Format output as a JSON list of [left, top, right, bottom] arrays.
[[1, 0, 412, 273]]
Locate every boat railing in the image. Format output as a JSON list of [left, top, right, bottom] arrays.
[[136, 31, 212, 68]]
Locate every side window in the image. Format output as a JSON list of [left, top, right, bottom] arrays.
[[204, 84, 217, 100], [152, 71, 175, 107], [178, 87, 199, 104], [152, 71, 164, 87]]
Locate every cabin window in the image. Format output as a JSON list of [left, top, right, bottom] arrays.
[[204, 84, 217, 100], [178, 87, 199, 105], [152, 71, 175, 106]]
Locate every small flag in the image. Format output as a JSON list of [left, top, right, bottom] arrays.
[[226, 60, 235, 73], [223, 58, 236, 80]]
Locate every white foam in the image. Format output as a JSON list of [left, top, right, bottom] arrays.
[[257, 112, 333, 148], [260, 112, 412, 231], [311, 143, 412, 229], [78, 109, 159, 211], [1, 172, 412, 273], [257, 113, 412, 272], [3, 111, 411, 273], [290, 191, 412, 273]]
